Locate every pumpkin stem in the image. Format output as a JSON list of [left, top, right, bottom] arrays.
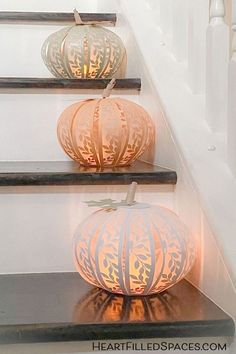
[[102, 78, 116, 98], [73, 8, 84, 25], [125, 182, 138, 205]]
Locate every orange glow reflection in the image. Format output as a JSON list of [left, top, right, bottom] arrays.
[[73, 287, 182, 323]]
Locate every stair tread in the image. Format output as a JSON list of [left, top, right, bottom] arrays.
[[0, 78, 141, 92], [0, 11, 116, 26], [0, 161, 177, 186], [0, 273, 234, 344]]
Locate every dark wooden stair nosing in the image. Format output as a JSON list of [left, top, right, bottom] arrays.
[[0, 12, 117, 26], [0, 78, 141, 92], [0, 161, 177, 187]]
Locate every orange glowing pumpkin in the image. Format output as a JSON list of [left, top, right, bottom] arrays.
[[57, 97, 155, 167]]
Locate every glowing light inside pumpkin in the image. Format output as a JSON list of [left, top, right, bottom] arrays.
[[83, 64, 88, 77], [73, 204, 196, 296]]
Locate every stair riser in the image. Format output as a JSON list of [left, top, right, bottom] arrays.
[[0, 185, 174, 274]]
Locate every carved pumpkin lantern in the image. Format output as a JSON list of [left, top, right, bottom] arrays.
[[57, 79, 155, 167], [73, 183, 196, 296], [41, 10, 127, 79]]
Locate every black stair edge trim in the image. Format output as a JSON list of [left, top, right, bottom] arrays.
[[0, 161, 177, 186], [0, 319, 234, 345], [0, 12, 117, 26], [0, 78, 141, 91]]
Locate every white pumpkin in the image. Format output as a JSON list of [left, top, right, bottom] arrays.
[[73, 202, 195, 296], [41, 24, 127, 79]]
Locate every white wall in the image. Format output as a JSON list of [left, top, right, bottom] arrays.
[[0, 0, 99, 12]]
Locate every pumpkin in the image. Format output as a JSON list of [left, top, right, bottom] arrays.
[[73, 184, 196, 296], [41, 14, 127, 79], [57, 96, 155, 167]]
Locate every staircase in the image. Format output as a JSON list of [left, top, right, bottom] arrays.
[[0, 0, 235, 353]]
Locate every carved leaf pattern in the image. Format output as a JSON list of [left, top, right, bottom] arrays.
[[73, 205, 196, 296]]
